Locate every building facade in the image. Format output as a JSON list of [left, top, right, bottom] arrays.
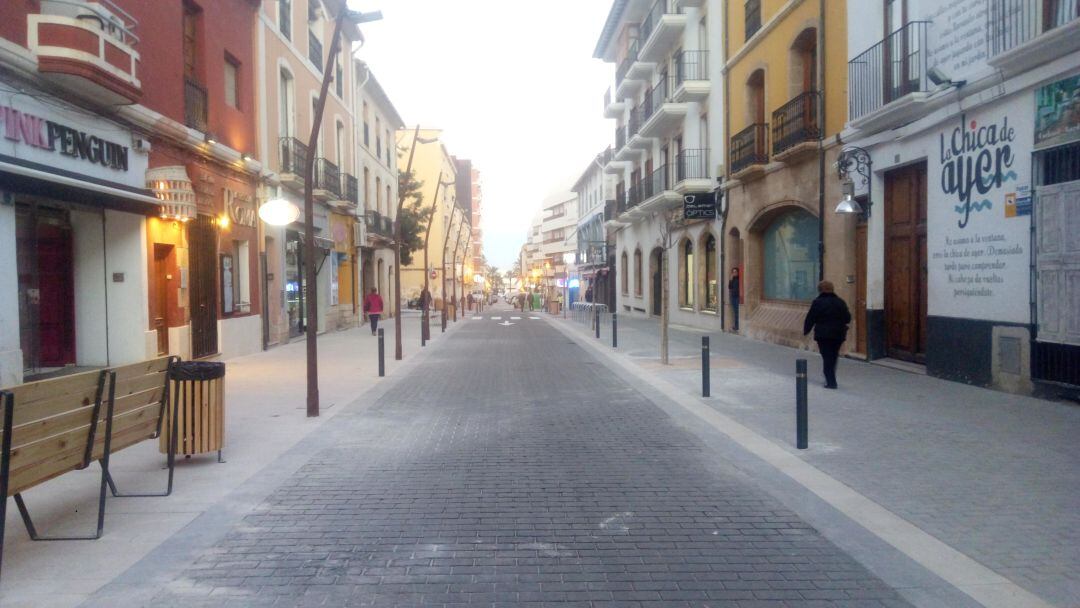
[[596, 0, 726, 331], [573, 150, 617, 307], [844, 0, 1079, 396], [538, 191, 579, 307], [721, 0, 851, 350]]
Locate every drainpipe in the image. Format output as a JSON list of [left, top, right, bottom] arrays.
[[817, 0, 827, 282], [721, 7, 731, 331]]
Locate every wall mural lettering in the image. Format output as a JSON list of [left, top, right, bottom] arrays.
[[939, 113, 1017, 228]]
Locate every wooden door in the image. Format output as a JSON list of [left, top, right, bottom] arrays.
[[884, 162, 927, 362], [188, 215, 219, 358], [35, 220, 75, 367], [151, 244, 171, 355], [855, 220, 868, 355]]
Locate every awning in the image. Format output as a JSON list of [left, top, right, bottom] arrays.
[[0, 153, 160, 215]]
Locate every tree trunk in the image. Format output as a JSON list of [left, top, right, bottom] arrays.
[[660, 247, 669, 365]]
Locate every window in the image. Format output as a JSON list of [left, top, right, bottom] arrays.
[[308, 30, 322, 71], [621, 252, 629, 294], [745, 0, 761, 41], [278, 0, 291, 40], [336, 121, 345, 166], [224, 55, 239, 108], [363, 167, 370, 209], [335, 62, 343, 98], [375, 176, 382, 214], [763, 208, 819, 301], [362, 102, 370, 147], [386, 129, 392, 166], [386, 185, 391, 214], [375, 117, 382, 158], [634, 249, 643, 296], [182, 4, 199, 80], [278, 68, 294, 138], [680, 239, 694, 308], [703, 233, 717, 310]]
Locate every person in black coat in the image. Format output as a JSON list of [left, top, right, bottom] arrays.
[[727, 268, 740, 332], [802, 280, 851, 389]]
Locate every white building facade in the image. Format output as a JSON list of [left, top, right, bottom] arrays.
[[596, 0, 727, 330], [844, 0, 1079, 395], [572, 151, 617, 307]]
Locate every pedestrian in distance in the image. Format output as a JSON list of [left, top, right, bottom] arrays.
[[363, 288, 384, 335], [584, 284, 594, 303], [802, 280, 851, 389], [727, 268, 740, 332]]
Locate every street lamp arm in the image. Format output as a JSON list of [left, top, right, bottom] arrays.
[[836, 145, 872, 186]]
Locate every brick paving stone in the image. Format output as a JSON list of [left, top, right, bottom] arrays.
[[148, 316, 911, 607]]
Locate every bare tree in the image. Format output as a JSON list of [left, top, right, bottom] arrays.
[[656, 207, 684, 365]]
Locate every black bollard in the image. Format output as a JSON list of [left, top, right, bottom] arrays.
[[377, 328, 385, 377], [595, 307, 600, 339], [796, 358, 808, 449], [421, 311, 427, 347], [702, 336, 710, 397], [441, 308, 446, 333], [612, 312, 618, 348]]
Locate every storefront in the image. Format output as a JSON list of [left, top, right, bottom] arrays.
[[145, 147, 262, 361], [0, 84, 156, 386]]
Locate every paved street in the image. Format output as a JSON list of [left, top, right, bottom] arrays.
[[85, 305, 913, 607]]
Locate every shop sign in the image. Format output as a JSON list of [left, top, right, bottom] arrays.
[[1035, 73, 1080, 149], [225, 188, 256, 227], [929, 95, 1032, 324], [683, 191, 716, 219], [1, 102, 129, 172]]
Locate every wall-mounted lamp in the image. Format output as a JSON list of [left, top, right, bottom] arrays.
[[835, 146, 873, 217], [927, 66, 966, 89], [204, 132, 217, 145]]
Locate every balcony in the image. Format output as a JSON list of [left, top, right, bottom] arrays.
[[333, 173, 359, 209], [672, 50, 710, 102], [639, 0, 687, 62], [673, 149, 712, 193], [987, 0, 1080, 73], [640, 76, 688, 139], [313, 158, 341, 201], [604, 86, 626, 119], [848, 21, 931, 131], [184, 78, 208, 132], [308, 31, 323, 71], [615, 39, 651, 99], [279, 137, 308, 189], [365, 210, 394, 241], [730, 123, 769, 180], [28, 1, 141, 104], [772, 91, 821, 161]]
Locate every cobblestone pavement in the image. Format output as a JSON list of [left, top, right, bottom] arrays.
[[561, 311, 1080, 607], [133, 314, 911, 607]]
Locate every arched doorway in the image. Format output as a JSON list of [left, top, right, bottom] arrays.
[[650, 247, 663, 316]]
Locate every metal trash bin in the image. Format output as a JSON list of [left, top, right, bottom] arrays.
[[160, 361, 225, 460]]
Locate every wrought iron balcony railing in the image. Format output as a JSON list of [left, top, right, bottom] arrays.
[[772, 91, 821, 154], [184, 78, 208, 131], [641, 0, 682, 46], [987, 0, 1079, 57], [616, 124, 627, 151], [675, 149, 709, 183], [343, 173, 359, 204], [644, 76, 672, 122], [605, 198, 618, 222], [642, 164, 669, 201], [675, 50, 708, 85], [314, 158, 341, 197], [279, 137, 308, 177], [848, 21, 930, 120], [629, 102, 647, 138], [615, 39, 640, 86], [730, 123, 769, 174]]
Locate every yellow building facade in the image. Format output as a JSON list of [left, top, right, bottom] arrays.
[[722, 0, 861, 354], [395, 129, 464, 308]]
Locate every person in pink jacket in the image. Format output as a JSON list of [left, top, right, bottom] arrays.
[[363, 288, 384, 335]]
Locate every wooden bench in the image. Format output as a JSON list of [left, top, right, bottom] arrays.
[[0, 356, 178, 580]]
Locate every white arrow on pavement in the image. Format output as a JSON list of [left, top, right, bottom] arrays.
[[498, 321, 515, 326]]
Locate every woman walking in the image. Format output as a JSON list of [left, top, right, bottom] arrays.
[[727, 268, 740, 332], [802, 280, 851, 389], [363, 287, 384, 335]]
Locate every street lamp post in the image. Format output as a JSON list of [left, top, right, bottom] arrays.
[[440, 205, 461, 331], [421, 174, 454, 343], [393, 128, 439, 359], [298, 6, 381, 417]]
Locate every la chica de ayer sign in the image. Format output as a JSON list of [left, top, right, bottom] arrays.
[[0, 102, 129, 171], [930, 101, 1031, 324]]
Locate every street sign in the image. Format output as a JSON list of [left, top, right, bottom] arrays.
[[683, 191, 717, 219]]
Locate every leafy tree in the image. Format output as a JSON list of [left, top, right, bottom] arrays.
[[396, 169, 427, 267]]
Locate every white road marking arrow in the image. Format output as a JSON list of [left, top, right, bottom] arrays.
[[498, 321, 515, 326]]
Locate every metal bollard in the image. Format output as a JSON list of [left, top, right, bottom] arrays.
[[442, 308, 446, 333], [612, 312, 618, 348], [421, 312, 427, 347], [595, 307, 600, 339], [377, 328, 385, 377], [702, 336, 710, 397], [796, 358, 808, 449]]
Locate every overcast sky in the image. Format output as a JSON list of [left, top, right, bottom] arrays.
[[351, 0, 614, 271]]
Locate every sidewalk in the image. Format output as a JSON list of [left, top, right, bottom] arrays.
[[0, 311, 461, 608], [554, 312, 1080, 608]]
